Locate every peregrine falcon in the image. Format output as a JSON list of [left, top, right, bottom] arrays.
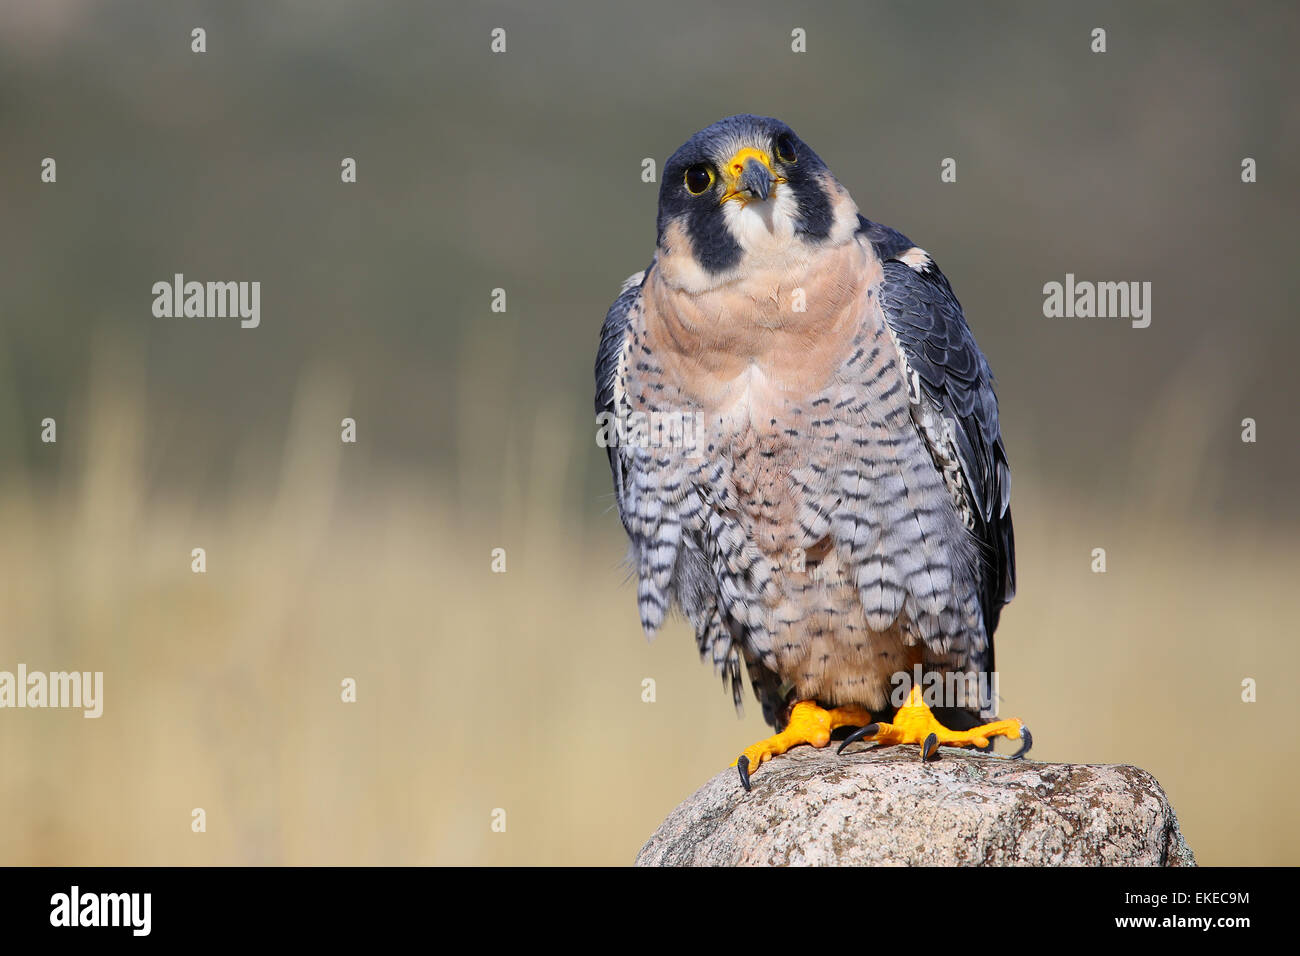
[[595, 115, 1028, 790]]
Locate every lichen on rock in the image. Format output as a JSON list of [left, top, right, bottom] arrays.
[[635, 746, 1195, 867]]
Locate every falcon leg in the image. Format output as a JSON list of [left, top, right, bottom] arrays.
[[733, 700, 872, 791], [837, 684, 1031, 761]]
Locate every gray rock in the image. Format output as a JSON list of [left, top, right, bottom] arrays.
[[636, 745, 1195, 866]]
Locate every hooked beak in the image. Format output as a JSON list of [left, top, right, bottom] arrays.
[[720, 147, 784, 205]]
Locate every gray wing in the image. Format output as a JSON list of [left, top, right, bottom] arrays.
[[861, 219, 1016, 645], [594, 269, 646, 526], [595, 268, 771, 719]]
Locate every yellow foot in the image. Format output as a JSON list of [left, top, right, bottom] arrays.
[[732, 700, 873, 791], [837, 685, 1031, 762]]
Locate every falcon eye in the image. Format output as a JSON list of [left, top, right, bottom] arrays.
[[774, 134, 797, 164], [684, 164, 714, 195]]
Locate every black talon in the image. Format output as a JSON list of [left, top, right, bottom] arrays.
[[921, 732, 939, 762], [1010, 727, 1033, 760], [836, 723, 880, 755], [737, 755, 752, 792]]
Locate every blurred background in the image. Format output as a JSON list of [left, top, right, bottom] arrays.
[[1, 0, 1298, 865]]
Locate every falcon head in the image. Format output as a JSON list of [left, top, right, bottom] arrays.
[[655, 114, 860, 289]]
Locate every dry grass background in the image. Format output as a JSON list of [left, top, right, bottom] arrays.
[[1, 342, 1296, 866]]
